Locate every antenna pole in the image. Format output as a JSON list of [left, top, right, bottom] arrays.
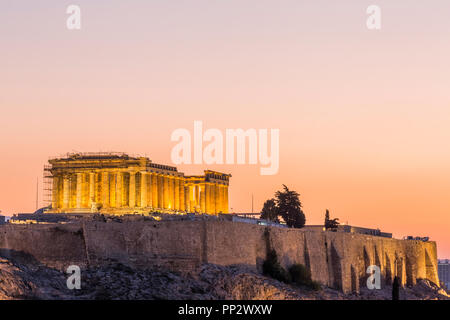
[[36, 177, 39, 210]]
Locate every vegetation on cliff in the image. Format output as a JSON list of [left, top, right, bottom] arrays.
[[260, 185, 306, 228], [324, 209, 340, 231], [262, 228, 320, 291]]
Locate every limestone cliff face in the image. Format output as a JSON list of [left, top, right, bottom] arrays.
[[1, 258, 448, 300], [0, 219, 440, 294]]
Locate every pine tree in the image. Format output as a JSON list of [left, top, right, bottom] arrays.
[[275, 185, 306, 228]]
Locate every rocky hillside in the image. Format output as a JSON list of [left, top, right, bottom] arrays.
[[0, 257, 448, 300]]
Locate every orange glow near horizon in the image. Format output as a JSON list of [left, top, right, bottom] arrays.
[[1, 1, 450, 258]]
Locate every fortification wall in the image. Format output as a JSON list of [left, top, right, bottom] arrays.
[[0, 220, 439, 293], [0, 224, 87, 270]]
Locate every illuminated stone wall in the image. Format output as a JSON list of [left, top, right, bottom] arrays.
[[45, 153, 230, 215], [0, 220, 439, 294]]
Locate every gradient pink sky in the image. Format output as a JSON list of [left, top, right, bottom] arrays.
[[1, 1, 450, 257]]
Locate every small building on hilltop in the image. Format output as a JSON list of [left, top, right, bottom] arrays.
[[303, 224, 392, 238]]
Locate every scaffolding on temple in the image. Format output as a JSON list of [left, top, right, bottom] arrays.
[[43, 164, 53, 207]]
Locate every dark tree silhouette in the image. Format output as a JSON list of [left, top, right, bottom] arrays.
[[260, 198, 279, 223], [324, 209, 330, 228], [392, 276, 400, 300], [324, 209, 340, 231], [275, 185, 306, 228]]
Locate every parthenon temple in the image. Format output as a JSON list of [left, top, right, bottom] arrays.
[[44, 152, 230, 215]]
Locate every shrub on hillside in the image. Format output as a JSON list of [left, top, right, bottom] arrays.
[[288, 264, 321, 291], [262, 249, 291, 283]]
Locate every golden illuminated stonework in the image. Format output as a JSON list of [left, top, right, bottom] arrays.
[[44, 152, 230, 215]]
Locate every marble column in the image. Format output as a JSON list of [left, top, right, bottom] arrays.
[[82, 173, 88, 207], [194, 185, 200, 211], [129, 172, 136, 208], [189, 185, 195, 211], [185, 185, 190, 212], [96, 173, 101, 207], [174, 178, 180, 210], [217, 184, 223, 214], [169, 176, 174, 209], [140, 172, 147, 208], [63, 175, 70, 209], [116, 171, 123, 208], [102, 171, 110, 208], [152, 173, 158, 209], [147, 172, 152, 208], [89, 172, 95, 208], [224, 185, 229, 213], [216, 184, 221, 214], [179, 179, 185, 211], [162, 175, 168, 209], [200, 184, 206, 213], [76, 173, 83, 208], [158, 174, 164, 209], [52, 175, 59, 209], [210, 184, 216, 214], [220, 184, 224, 214], [205, 183, 211, 214], [109, 173, 116, 208]]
